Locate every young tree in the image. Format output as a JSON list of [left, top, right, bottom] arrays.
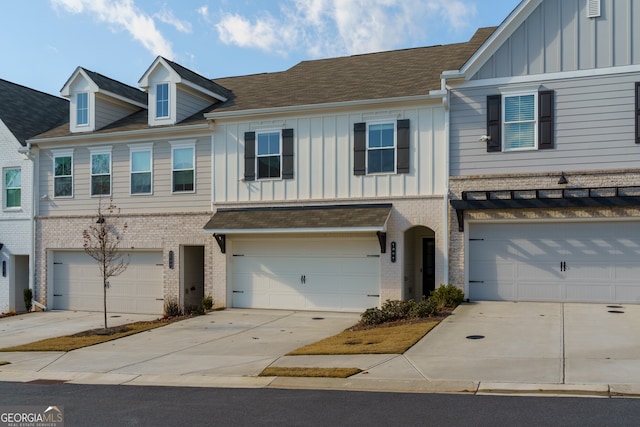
[[82, 198, 129, 329]]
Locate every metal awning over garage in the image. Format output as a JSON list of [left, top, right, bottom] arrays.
[[203, 203, 392, 253]]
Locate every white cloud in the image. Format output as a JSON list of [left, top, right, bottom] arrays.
[[155, 8, 193, 33], [50, 0, 175, 59], [197, 5, 210, 21], [214, 0, 478, 58]]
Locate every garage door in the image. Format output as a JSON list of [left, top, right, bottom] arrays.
[[53, 251, 164, 314], [468, 222, 640, 303], [231, 237, 380, 311]]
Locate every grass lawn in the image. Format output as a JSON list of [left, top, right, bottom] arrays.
[[288, 320, 440, 355], [0, 320, 169, 352]]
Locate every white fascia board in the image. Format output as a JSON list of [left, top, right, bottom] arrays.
[[450, 0, 542, 80], [138, 56, 164, 88], [204, 94, 440, 119], [98, 89, 148, 109], [448, 64, 640, 90], [181, 80, 228, 102], [204, 226, 386, 234], [60, 67, 98, 97], [28, 123, 212, 145]]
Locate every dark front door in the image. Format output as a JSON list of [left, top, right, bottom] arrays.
[[422, 238, 436, 298]]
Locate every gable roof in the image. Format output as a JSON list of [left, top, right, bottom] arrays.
[[60, 67, 147, 107], [208, 27, 496, 115], [163, 57, 232, 100], [0, 79, 68, 146]]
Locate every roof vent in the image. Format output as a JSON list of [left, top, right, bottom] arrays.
[[587, 0, 601, 18]]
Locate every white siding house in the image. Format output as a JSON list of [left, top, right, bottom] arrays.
[[0, 80, 67, 313], [445, 0, 640, 303]]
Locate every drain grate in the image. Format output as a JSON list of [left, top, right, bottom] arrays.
[[608, 310, 625, 314], [607, 305, 623, 309], [312, 317, 325, 320], [466, 335, 485, 340], [26, 379, 67, 385]]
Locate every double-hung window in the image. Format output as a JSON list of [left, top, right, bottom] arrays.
[[156, 83, 169, 118], [367, 122, 396, 173], [77, 92, 89, 126], [53, 150, 73, 198], [257, 131, 281, 179], [130, 144, 153, 195], [4, 168, 21, 209], [503, 93, 537, 151], [90, 148, 112, 196], [171, 141, 195, 193]]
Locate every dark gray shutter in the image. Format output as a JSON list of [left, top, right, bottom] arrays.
[[282, 128, 294, 179], [244, 131, 256, 181], [396, 119, 410, 174], [636, 82, 640, 144], [539, 90, 555, 149], [354, 122, 366, 175], [486, 95, 502, 152]]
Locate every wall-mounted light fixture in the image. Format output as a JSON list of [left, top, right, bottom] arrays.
[[478, 135, 491, 143], [558, 172, 568, 185], [0, 243, 4, 250]]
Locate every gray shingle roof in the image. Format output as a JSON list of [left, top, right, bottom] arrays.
[[0, 79, 69, 146], [82, 68, 148, 105], [203, 204, 392, 231], [162, 57, 232, 99]]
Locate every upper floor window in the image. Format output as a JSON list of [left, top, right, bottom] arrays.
[[257, 132, 281, 179], [171, 141, 195, 193], [77, 92, 89, 126], [130, 144, 153, 195], [53, 151, 73, 198], [4, 168, 21, 209], [90, 148, 112, 196], [353, 120, 410, 176], [367, 123, 396, 174], [156, 83, 169, 118], [485, 90, 554, 153]]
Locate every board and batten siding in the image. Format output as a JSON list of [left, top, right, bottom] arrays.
[[450, 71, 640, 176], [38, 135, 212, 216], [474, 0, 640, 80], [212, 105, 446, 203]]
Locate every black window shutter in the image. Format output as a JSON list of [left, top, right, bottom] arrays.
[[539, 90, 555, 149], [353, 122, 366, 175], [486, 95, 502, 152], [282, 128, 294, 179], [636, 82, 640, 144], [396, 119, 410, 173], [244, 131, 256, 181]]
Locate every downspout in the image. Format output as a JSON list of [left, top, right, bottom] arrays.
[[28, 144, 46, 310], [441, 77, 450, 285]]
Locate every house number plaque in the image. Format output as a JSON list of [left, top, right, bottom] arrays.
[[390, 241, 396, 263]]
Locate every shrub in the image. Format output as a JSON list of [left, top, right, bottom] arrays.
[[359, 307, 387, 326], [409, 297, 438, 318], [360, 298, 440, 326], [201, 295, 214, 311], [23, 288, 33, 313], [380, 299, 413, 322], [185, 304, 204, 316], [429, 284, 464, 310], [163, 297, 182, 317]]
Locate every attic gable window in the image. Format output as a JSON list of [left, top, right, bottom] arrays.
[[77, 92, 89, 126], [156, 83, 169, 118]]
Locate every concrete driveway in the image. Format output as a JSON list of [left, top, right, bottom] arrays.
[[0, 309, 359, 387]]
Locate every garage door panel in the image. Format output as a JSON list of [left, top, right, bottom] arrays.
[[469, 222, 640, 304]]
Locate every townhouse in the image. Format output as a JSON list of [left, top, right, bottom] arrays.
[[445, 0, 640, 303], [0, 80, 67, 313]]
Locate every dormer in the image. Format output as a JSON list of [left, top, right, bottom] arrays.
[[138, 57, 230, 127], [60, 67, 147, 133]]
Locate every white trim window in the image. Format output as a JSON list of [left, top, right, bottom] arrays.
[[53, 150, 73, 198], [77, 92, 89, 126], [129, 144, 153, 195], [4, 168, 21, 209], [156, 83, 169, 119], [367, 122, 396, 174], [89, 147, 112, 196], [170, 141, 195, 193], [256, 131, 281, 179], [503, 92, 537, 151]]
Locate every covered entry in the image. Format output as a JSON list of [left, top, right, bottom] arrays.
[[204, 204, 392, 312]]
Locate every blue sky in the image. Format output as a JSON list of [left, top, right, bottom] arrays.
[[1, 0, 521, 97]]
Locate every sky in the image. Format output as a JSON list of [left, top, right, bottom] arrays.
[[1, 0, 521, 97]]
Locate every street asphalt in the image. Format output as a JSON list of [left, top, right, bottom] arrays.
[[1, 302, 640, 397]]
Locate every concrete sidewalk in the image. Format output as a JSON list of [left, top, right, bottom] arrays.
[[2, 303, 640, 397]]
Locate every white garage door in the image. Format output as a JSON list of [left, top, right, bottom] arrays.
[[468, 222, 640, 303], [53, 251, 164, 314], [231, 237, 380, 311]]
